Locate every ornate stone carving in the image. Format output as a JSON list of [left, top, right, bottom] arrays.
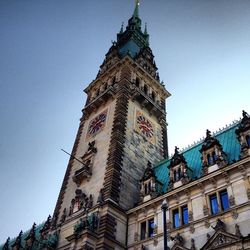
[[97, 188, 105, 205], [222, 172, 230, 184], [204, 219, 210, 228], [212, 219, 225, 231], [60, 208, 67, 224], [229, 195, 235, 206], [3, 237, 10, 250], [235, 224, 242, 237], [73, 213, 99, 235], [153, 224, 158, 235], [209, 177, 217, 188], [189, 224, 195, 234], [206, 233, 211, 240], [73, 141, 97, 186], [153, 238, 158, 246], [167, 220, 172, 230], [231, 209, 238, 219], [188, 211, 193, 222], [40, 215, 51, 239], [197, 182, 204, 193], [238, 165, 247, 178], [171, 233, 184, 246], [39, 231, 59, 250], [69, 189, 93, 215], [11, 231, 23, 250], [190, 238, 196, 250], [51, 212, 58, 230], [134, 232, 139, 242], [24, 223, 36, 248], [203, 205, 209, 216], [247, 188, 250, 200]]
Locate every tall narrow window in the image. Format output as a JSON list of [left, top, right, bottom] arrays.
[[174, 170, 177, 182], [136, 77, 140, 87], [220, 190, 229, 211], [148, 182, 151, 193], [178, 168, 181, 180], [181, 205, 188, 225], [212, 151, 217, 162], [151, 91, 156, 101], [173, 209, 180, 228], [144, 184, 148, 195], [207, 154, 211, 165], [140, 221, 146, 240], [144, 85, 148, 94], [209, 193, 219, 215], [246, 135, 250, 147], [148, 219, 154, 238]]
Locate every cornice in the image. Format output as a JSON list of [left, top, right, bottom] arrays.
[[127, 156, 250, 214]]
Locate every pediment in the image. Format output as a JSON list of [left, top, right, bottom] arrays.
[[171, 243, 189, 250], [201, 229, 240, 250]]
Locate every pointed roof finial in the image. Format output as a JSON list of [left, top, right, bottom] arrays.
[[144, 22, 148, 35], [120, 22, 124, 33], [133, 0, 140, 19]]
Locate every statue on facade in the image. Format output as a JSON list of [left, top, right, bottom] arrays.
[[12, 231, 23, 250], [60, 208, 67, 224], [74, 218, 86, 235], [3, 237, 10, 250], [171, 233, 184, 246], [97, 188, 104, 205]]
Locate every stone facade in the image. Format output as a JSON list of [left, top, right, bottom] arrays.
[[2, 3, 250, 250]]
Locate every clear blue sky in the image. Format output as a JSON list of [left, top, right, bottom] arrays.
[[0, 0, 250, 242]]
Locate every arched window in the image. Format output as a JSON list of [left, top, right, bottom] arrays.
[[144, 85, 148, 94], [178, 168, 181, 180], [174, 170, 177, 182], [246, 135, 250, 147], [207, 154, 213, 165], [148, 182, 151, 192], [151, 92, 156, 102], [136, 77, 140, 87], [212, 151, 217, 163], [144, 184, 148, 195]]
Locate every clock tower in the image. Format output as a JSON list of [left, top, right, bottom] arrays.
[[51, 2, 170, 249]]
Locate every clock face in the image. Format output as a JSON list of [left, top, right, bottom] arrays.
[[136, 114, 154, 139], [87, 110, 107, 137]]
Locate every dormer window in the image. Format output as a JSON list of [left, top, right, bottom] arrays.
[[139, 161, 162, 202], [168, 147, 191, 190], [200, 130, 227, 175]]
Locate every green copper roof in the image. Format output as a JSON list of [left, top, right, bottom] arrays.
[[154, 122, 241, 193], [0, 223, 44, 250], [116, 1, 149, 59]]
